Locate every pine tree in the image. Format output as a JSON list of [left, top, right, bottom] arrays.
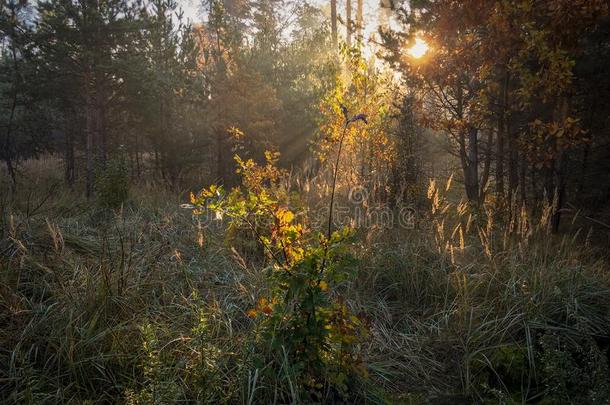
[[34, 0, 140, 196]]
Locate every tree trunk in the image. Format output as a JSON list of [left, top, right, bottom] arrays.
[[3, 75, 18, 192], [531, 165, 538, 203], [346, 0, 352, 46], [464, 126, 480, 204], [550, 152, 567, 233], [496, 123, 504, 198], [519, 154, 526, 205], [64, 117, 75, 187], [550, 96, 571, 233], [496, 69, 509, 198], [94, 72, 107, 168], [508, 128, 518, 203], [577, 144, 589, 198], [455, 84, 480, 205], [85, 71, 95, 199], [577, 102, 595, 198], [331, 0, 338, 47], [356, 0, 363, 42], [3, 4, 20, 192], [480, 130, 493, 202]]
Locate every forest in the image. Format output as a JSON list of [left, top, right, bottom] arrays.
[[2, 0, 610, 403]]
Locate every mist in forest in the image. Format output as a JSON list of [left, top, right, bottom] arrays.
[[2, 1, 610, 403]]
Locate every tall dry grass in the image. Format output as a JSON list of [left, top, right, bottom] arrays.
[[1, 161, 609, 403]]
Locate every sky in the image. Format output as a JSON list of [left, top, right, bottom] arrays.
[[180, 0, 399, 53]]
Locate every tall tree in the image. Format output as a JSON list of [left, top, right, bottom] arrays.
[[1, 0, 54, 190], [381, 0, 492, 204], [381, 0, 608, 226], [508, 0, 608, 230], [138, 0, 203, 185], [0, 0, 26, 190], [35, 0, 139, 197]]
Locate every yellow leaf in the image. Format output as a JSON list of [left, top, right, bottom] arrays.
[[277, 208, 294, 224]]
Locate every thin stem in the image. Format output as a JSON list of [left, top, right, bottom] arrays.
[[318, 122, 350, 279], [327, 123, 349, 241]]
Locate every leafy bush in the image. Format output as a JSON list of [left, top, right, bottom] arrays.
[[539, 331, 610, 404], [125, 322, 182, 405], [188, 152, 368, 401]]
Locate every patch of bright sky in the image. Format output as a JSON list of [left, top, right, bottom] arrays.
[[180, 0, 403, 59]]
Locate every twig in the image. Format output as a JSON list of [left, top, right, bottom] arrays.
[[327, 123, 350, 241]]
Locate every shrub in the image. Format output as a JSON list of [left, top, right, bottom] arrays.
[[125, 322, 182, 405], [539, 331, 610, 404], [187, 152, 368, 402]]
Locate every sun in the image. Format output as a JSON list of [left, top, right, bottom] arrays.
[[407, 37, 429, 59]]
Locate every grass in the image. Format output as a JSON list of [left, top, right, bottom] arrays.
[[1, 160, 610, 404]]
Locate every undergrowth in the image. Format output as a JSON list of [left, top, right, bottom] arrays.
[[1, 159, 609, 404]]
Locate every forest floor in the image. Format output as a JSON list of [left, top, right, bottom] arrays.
[[2, 158, 610, 404]]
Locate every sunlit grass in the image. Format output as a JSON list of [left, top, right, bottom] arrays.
[[1, 162, 609, 403]]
